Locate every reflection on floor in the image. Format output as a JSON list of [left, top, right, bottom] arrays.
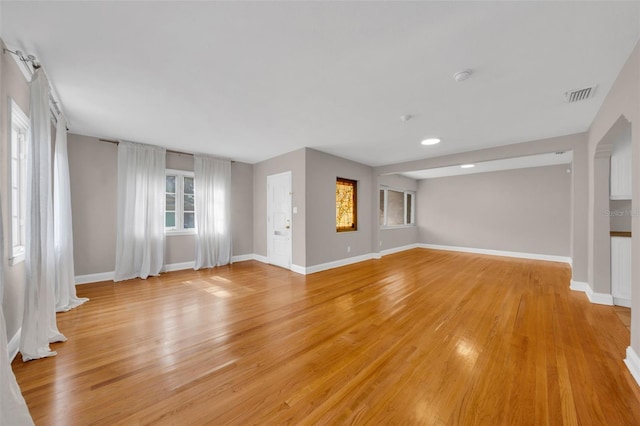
[[614, 305, 631, 331]]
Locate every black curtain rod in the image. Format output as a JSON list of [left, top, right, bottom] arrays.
[[98, 138, 234, 162]]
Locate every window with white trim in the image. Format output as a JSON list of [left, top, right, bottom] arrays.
[[9, 99, 28, 265], [165, 169, 195, 234], [379, 187, 415, 227]]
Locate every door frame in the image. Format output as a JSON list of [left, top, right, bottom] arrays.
[[267, 171, 292, 269]]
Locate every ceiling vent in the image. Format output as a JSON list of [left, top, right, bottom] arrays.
[[565, 85, 596, 103]]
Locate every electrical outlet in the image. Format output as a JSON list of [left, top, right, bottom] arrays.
[[379, 241, 382, 247], [347, 246, 351, 253]]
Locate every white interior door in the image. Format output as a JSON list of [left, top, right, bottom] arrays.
[[267, 171, 292, 269]]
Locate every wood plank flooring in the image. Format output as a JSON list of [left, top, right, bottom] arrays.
[[11, 248, 640, 425]]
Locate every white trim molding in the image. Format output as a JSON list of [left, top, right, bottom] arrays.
[[625, 347, 640, 387], [254, 254, 268, 264], [231, 254, 254, 263], [290, 264, 306, 275], [75, 271, 115, 285], [570, 281, 589, 292], [585, 285, 614, 306], [8, 328, 21, 362], [613, 297, 632, 308], [302, 253, 377, 275], [163, 261, 194, 272], [380, 243, 420, 256], [570, 280, 614, 305], [419, 243, 572, 265]]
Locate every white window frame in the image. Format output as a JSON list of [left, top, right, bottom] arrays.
[[380, 186, 416, 229], [8, 99, 28, 265], [165, 169, 196, 236]]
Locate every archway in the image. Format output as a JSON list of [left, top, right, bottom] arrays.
[[590, 115, 632, 303]]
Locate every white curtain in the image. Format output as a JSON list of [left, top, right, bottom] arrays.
[[53, 117, 88, 312], [20, 69, 66, 362], [194, 155, 231, 269], [114, 141, 166, 281], [0, 195, 35, 425]]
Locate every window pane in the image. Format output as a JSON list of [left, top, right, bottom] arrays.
[[184, 212, 195, 229], [336, 178, 357, 231], [387, 190, 404, 226], [166, 175, 176, 193], [165, 212, 175, 228], [12, 217, 18, 247], [184, 176, 194, 195], [11, 161, 18, 186], [406, 193, 413, 224], [184, 194, 194, 212], [166, 194, 176, 211]]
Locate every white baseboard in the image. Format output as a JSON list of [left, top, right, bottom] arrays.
[[380, 243, 420, 256], [585, 285, 614, 305], [8, 328, 21, 362], [418, 243, 572, 265], [290, 264, 306, 275], [570, 280, 589, 292], [231, 254, 254, 263], [163, 261, 194, 272], [303, 253, 376, 275], [625, 347, 640, 387], [75, 271, 114, 285], [570, 280, 614, 306], [614, 297, 632, 308], [254, 254, 268, 264]]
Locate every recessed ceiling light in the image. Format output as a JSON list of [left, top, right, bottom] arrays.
[[460, 164, 475, 168], [421, 138, 441, 146]]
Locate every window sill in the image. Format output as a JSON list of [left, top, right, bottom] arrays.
[[165, 230, 197, 237], [380, 224, 416, 230], [9, 252, 25, 266]]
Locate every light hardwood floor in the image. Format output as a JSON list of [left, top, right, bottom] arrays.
[[11, 249, 640, 425]]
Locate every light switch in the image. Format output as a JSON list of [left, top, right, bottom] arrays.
[[293, 207, 298, 214]]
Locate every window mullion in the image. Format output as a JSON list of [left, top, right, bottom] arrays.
[[177, 175, 183, 231]]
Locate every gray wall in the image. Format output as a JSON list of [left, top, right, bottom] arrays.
[[417, 165, 571, 256], [67, 134, 254, 275], [305, 148, 374, 266], [253, 148, 306, 266], [375, 132, 588, 282], [231, 162, 254, 256], [68, 134, 117, 275], [378, 174, 418, 251], [0, 42, 29, 339], [610, 199, 633, 233]]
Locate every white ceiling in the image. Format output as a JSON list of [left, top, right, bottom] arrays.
[[1, 1, 638, 166], [399, 151, 573, 180]]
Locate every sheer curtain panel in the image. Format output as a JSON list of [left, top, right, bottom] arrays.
[[194, 155, 231, 269], [114, 142, 166, 281], [0, 196, 35, 425], [20, 69, 67, 362], [53, 118, 88, 312]]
